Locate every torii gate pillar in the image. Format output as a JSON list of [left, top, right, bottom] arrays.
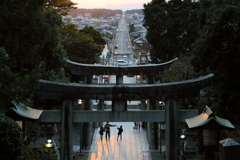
[[82, 75, 93, 149], [165, 99, 179, 160], [146, 75, 158, 149], [60, 100, 73, 160], [112, 75, 127, 113]]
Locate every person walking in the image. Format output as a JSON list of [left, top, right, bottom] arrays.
[[99, 127, 104, 140], [135, 122, 140, 129], [104, 122, 116, 141], [133, 122, 141, 129], [117, 126, 123, 141]]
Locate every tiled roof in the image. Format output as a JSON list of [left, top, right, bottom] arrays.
[[185, 106, 235, 129], [10, 99, 42, 120]]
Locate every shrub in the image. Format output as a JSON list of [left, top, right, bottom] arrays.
[[0, 115, 24, 160]]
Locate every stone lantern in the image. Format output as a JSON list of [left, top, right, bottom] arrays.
[[185, 106, 235, 159], [181, 129, 198, 159], [219, 138, 240, 160]]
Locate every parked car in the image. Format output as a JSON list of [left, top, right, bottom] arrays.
[[117, 60, 128, 66]]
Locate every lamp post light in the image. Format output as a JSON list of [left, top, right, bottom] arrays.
[[77, 98, 83, 153], [180, 134, 186, 160], [145, 100, 148, 104], [43, 123, 59, 160], [45, 138, 54, 148], [43, 123, 57, 148], [159, 101, 163, 110], [78, 99, 82, 105]]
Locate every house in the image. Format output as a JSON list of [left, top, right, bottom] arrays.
[[125, 15, 134, 22], [132, 36, 150, 52]]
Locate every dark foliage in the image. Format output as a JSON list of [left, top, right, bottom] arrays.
[[0, 115, 24, 160]]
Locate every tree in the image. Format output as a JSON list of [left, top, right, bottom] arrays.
[[0, 0, 50, 75], [42, 8, 66, 71], [159, 54, 203, 108], [60, 24, 102, 64], [79, 26, 106, 46], [143, 0, 199, 63], [45, 0, 77, 16], [0, 0, 50, 109], [0, 47, 42, 110], [192, 0, 240, 122], [0, 0, 73, 110], [0, 47, 16, 109], [0, 115, 24, 160]]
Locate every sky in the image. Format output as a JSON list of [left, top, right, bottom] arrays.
[[72, 0, 151, 10]]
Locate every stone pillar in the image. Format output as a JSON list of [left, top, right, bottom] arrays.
[[98, 100, 104, 110], [112, 75, 126, 119], [165, 99, 178, 160], [82, 99, 93, 149], [141, 100, 147, 128], [146, 75, 158, 149], [116, 75, 123, 84], [140, 100, 146, 110], [147, 99, 158, 149], [67, 101, 73, 160], [60, 102, 65, 160], [98, 100, 105, 127], [82, 75, 94, 149], [112, 99, 127, 123], [84, 75, 92, 84], [112, 99, 127, 112], [60, 100, 73, 160]]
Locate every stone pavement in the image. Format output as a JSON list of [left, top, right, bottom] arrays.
[[84, 122, 164, 160]]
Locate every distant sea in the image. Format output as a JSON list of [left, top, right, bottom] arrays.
[[106, 7, 144, 11], [104, 3, 146, 11], [77, 3, 147, 11]]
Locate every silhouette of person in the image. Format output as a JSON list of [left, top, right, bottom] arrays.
[[99, 127, 104, 140], [117, 126, 123, 140], [135, 122, 140, 129], [104, 122, 116, 140]]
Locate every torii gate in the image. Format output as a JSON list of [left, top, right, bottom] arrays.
[[38, 58, 214, 160]]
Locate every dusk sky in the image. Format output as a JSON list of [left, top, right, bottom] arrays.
[[72, 0, 151, 10]]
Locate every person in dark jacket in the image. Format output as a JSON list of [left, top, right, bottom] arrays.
[[104, 122, 116, 141], [117, 126, 123, 141], [99, 127, 104, 140]]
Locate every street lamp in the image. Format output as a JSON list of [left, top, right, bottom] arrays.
[[180, 134, 186, 160], [159, 101, 164, 110], [45, 138, 54, 148], [180, 134, 185, 140], [44, 123, 56, 148], [78, 99, 82, 105]]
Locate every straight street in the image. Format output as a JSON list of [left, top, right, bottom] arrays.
[[113, 16, 134, 66]]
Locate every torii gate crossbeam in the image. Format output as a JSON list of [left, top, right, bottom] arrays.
[[41, 110, 198, 123]]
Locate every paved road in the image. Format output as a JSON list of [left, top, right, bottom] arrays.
[[87, 122, 164, 160], [113, 16, 134, 66], [82, 16, 165, 160]]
